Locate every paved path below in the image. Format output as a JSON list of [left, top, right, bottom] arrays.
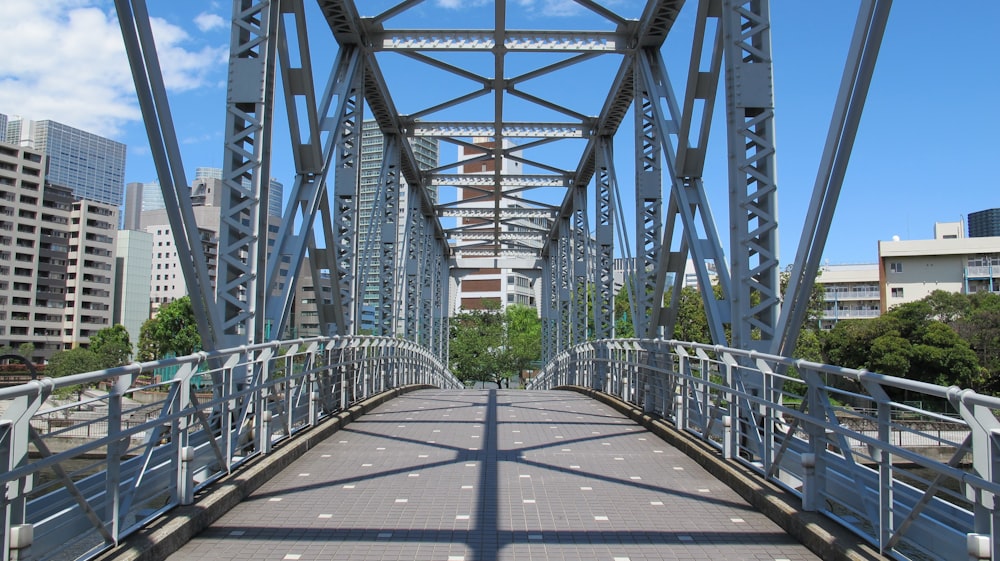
[[166, 389, 820, 561]]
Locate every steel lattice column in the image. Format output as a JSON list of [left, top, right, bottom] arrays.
[[634, 75, 663, 339], [418, 213, 435, 347], [541, 254, 555, 363], [571, 187, 589, 344], [403, 184, 423, 342], [217, 0, 280, 348], [376, 135, 401, 337], [594, 138, 616, 340], [722, 0, 780, 351], [557, 216, 572, 351], [331, 66, 363, 335]]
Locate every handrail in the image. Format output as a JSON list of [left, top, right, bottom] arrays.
[[0, 335, 461, 561], [528, 338, 1000, 561]]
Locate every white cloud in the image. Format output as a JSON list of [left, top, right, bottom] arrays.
[[194, 12, 226, 32], [0, 0, 226, 138]]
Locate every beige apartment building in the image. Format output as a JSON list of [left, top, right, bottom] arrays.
[[0, 142, 118, 362]]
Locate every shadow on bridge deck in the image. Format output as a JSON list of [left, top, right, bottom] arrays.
[[101, 389, 882, 561]]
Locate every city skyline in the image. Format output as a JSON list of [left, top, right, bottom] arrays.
[[0, 1, 997, 267]]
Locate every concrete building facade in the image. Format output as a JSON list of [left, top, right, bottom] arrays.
[[878, 221, 1000, 310]]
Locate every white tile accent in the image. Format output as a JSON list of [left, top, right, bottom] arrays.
[[268, 498, 282, 502], [570, 465, 581, 469], [523, 499, 536, 504], [343, 485, 355, 489], [318, 514, 333, 519], [629, 476, 641, 480], [461, 485, 473, 489], [419, 454, 429, 458], [580, 487, 592, 491], [731, 518, 745, 523], [409, 473, 420, 478], [321, 454, 331, 458], [395, 498, 408, 503], [298, 473, 310, 477], [283, 555, 301, 560], [594, 515, 609, 521], [650, 501, 664, 506], [362, 463, 373, 467], [456, 514, 470, 520]]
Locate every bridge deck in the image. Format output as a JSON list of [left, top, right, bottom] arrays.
[[167, 389, 819, 561]]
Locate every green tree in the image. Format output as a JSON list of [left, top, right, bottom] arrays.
[[448, 303, 542, 389], [505, 304, 542, 385], [47, 347, 104, 378], [821, 299, 984, 392], [89, 324, 132, 368], [613, 283, 635, 338], [449, 305, 505, 388], [137, 297, 201, 361], [671, 286, 712, 344]]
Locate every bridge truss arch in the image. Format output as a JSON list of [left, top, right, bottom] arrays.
[[117, 0, 891, 365]]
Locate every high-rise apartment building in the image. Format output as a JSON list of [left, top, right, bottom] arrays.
[[4, 116, 126, 207], [355, 121, 439, 323], [0, 142, 118, 362]]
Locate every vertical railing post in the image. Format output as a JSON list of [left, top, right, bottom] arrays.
[[179, 446, 195, 505]]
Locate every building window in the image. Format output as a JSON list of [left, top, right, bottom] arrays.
[[889, 262, 903, 273], [891, 287, 904, 298]]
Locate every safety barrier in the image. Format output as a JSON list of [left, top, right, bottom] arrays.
[[0, 336, 461, 561], [527, 338, 1000, 561]]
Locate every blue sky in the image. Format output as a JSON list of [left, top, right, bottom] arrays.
[[1, 0, 996, 266]]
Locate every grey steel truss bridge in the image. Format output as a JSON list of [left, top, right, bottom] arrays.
[[9, 2, 1000, 561]]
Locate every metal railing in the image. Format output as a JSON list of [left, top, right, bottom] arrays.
[[0, 336, 461, 561], [527, 338, 1000, 561]]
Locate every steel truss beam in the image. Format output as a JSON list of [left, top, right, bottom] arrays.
[[637, 43, 731, 344], [264, 10, 362, 339], [114, 0, 221, 350]]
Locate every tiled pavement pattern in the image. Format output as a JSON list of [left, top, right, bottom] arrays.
[[167, 389, 820, 561]]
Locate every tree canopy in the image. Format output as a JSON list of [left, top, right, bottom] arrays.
[[137, 297, 201, 361], [449, 303, 541, 388], [89, 324, 132, 368]]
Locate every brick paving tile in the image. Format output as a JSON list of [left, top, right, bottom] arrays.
[[166, 389, 820, 561]]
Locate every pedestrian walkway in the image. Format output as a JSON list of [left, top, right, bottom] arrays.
[[166, 389, 819, 561]]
